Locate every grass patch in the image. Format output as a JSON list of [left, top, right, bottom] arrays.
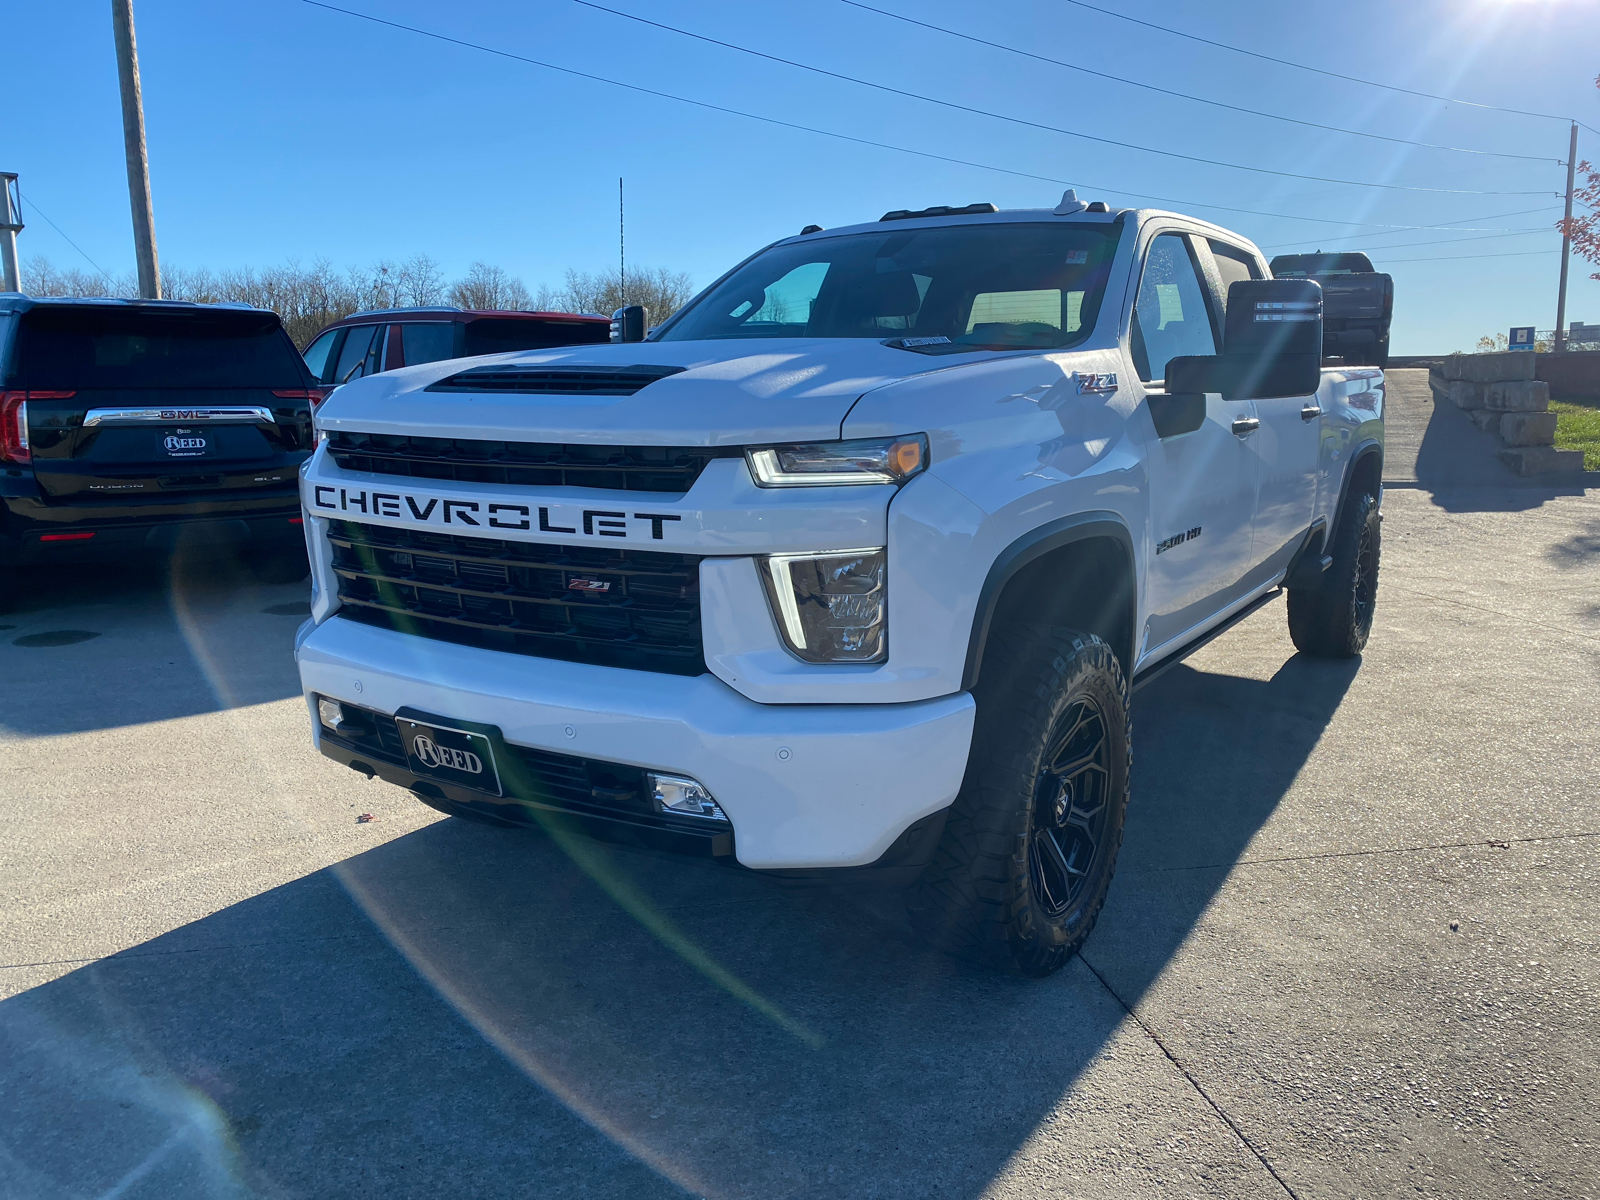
[[1551, 397, 1600, 470]]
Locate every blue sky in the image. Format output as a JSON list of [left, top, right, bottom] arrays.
[[7, 0, 1600, 351]]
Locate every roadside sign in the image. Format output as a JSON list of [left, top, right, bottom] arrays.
[[1509, 326, 1536, 351]]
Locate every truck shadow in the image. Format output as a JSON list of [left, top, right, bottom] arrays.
[[0, 655, 1356, 1198], [0, 552, 306, 737]]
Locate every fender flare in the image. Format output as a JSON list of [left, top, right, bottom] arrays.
[[962, 510, 1136, 690], [1330, 438, 1384, 542]]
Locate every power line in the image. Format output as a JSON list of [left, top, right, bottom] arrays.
[[15, 192, 116, 283], [295, 2, 1557, 237], [1057, 0, 1600, 139], [1263, 204, 1564, 248], [1383, 249, 1559, 264], [835, 0, 1556, 165], [568, 0, 1554, 197], [1285, 228, 1553, 255]]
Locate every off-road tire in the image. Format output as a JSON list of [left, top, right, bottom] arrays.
[[1287, 488, 1381, 657], [245, 547, 311, 585], [910, 626, 1131, 977]]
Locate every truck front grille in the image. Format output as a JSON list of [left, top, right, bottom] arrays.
[[327, 431, 737, 493], [327, 519, 704, 676]]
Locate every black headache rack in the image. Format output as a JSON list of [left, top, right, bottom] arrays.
[[316, 699, 732, 857], [327, 519, 706, 676], [326, 431, 739, 493]]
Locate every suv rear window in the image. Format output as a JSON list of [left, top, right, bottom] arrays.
[[9, 307, 309, 390], [462, 318, 609, 356], [1268, 253, 1375, 276]]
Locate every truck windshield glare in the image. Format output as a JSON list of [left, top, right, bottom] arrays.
[[657, 223, 1119, 350]]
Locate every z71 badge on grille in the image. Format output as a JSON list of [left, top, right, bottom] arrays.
[[567, 578, 611, 592]]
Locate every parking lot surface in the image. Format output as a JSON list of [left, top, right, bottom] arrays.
[[2, 374, 1597, 1198]]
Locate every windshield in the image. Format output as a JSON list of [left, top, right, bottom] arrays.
[[657, 222, 1120, 350]]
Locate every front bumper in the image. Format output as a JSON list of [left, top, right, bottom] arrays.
[[295, 615, 975, 870]]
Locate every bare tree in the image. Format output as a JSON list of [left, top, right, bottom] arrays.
[[22, 254, 694, 349], [450, 262, 534, 310], [556, 266, 695, 321]]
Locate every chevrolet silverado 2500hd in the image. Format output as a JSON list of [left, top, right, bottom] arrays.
[[294, 194, 1384, 977]]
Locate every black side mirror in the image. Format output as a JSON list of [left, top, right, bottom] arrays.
[[610, 305, 648, 343], [1165, 279, 1322, 403]]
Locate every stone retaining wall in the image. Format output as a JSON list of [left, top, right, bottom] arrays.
[[1432, 353, 1585, 476]]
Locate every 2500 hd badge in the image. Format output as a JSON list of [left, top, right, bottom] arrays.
[[309, 485, 682, 540]]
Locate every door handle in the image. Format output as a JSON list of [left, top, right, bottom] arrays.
[[1300, 405, 1323, 421], [1231, 416, 1260, 435]]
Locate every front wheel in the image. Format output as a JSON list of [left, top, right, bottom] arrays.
[[911, 625, 1130, 977], [1287, 488, 1381, 657]]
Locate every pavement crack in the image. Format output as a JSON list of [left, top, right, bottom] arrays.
[[1144, 829, 1600, 874], [1077, 953, 1303, 1200], [1381, 582, 1600, 643]]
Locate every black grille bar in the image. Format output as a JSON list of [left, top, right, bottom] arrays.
[[328, 519, 705, 675], [327, 430, 736, 493], [426, 364, 686, 395]]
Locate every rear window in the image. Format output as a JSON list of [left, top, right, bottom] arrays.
[[10, 306, 309, 389], [1269, 253, 1375, 276], [462, 318, 609, 356]]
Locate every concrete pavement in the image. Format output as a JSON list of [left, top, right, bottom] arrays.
[[1, 392, 1596, 1198]]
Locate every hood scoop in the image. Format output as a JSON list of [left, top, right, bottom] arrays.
[[427, 363, 687, 397]]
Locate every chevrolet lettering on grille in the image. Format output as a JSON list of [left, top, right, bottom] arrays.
[[309, 485, 684, 541]]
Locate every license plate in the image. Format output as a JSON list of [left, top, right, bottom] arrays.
[[161, 429, 212, 458], [396, 717, 502, 796]]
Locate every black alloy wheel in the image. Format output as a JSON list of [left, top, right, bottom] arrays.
[[1287, 487, 1382, 657], [911, 624, 1130, 977], [1029, 698, 1113, 920]]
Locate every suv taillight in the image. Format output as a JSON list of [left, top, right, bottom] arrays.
[[273, 387, 328, 406], [1, 390, 74, 464]]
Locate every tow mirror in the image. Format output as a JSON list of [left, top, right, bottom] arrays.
[[1165, 279, 1322, 404], [610, 305, 648, 343]]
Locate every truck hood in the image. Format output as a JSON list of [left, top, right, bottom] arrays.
[[314, 339, 996, 446]]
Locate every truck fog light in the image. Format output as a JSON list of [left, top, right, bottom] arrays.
[[762, 547, 887, 663], [648, 772, 727, 821], [317, 697, 345, 729]]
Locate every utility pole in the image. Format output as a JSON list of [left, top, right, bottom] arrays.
[[0, 174, 21, 293], [1555, 121, 1577, 354], [618, 176, 626, 305], [111, 0, 160, 299]]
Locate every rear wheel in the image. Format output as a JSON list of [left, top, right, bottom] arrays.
[[1287, 488, 1381, 657], [911, 625, 1130, 977]]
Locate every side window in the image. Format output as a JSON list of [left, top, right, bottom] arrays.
[[331, 324, 381, 384], [1209, 242, 1262, 313], [1131, 234, 1217, 383], [302, 330, 339, 384], [401, 322, 458, 366]]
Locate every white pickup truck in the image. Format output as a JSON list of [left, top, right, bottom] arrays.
[[294, 194, 1384, 977]]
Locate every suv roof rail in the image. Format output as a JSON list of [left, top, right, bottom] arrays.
[[343, 305, 464, 320], [880, 202, 998, 222]]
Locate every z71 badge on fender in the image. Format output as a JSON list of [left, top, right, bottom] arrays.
[[309, 485, 683, 540]]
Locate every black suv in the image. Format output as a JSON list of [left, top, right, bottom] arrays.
[[0, 296, 319, 605]]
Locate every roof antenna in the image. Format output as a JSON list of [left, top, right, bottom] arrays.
[[1054, 189, 1088, 216], [618, 176, 626, 306]]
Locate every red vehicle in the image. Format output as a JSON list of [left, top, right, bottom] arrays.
[[301, 307, 611, 387]]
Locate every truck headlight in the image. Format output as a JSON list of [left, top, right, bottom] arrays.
[[746, 435, 926, 487], [762, 547, 886, 663]]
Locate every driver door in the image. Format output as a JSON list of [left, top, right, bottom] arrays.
[[1133, 232, 1261, 665]]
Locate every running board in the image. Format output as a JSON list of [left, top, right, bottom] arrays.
[[1130, 589, 1283, 693]]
